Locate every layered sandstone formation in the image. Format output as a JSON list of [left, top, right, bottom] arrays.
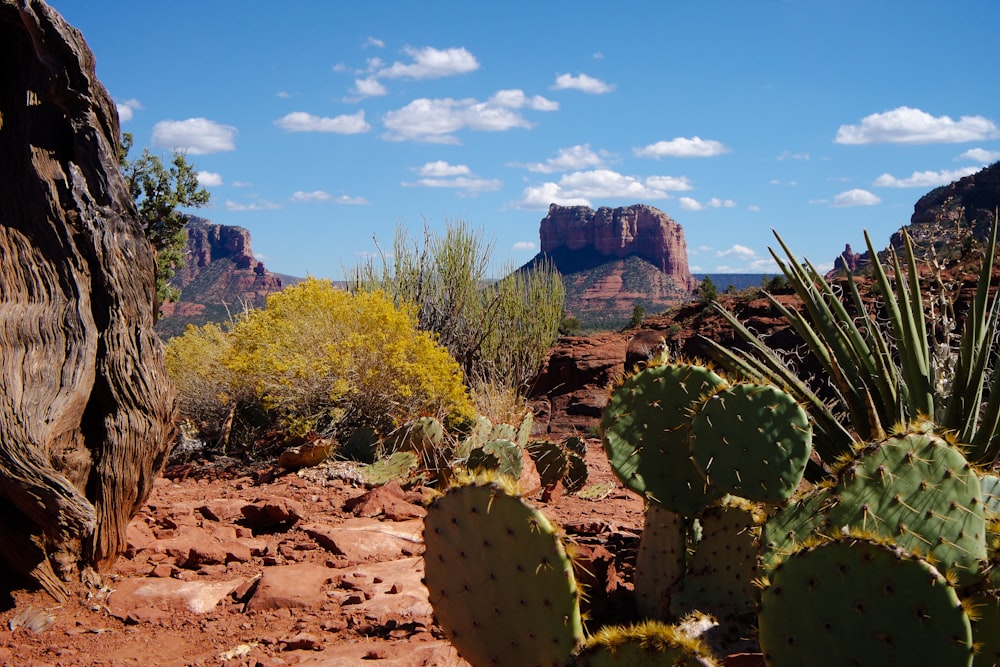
[[157, 218, 290, 338]]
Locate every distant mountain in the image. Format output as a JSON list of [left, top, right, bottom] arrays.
[[155, 217, 299, 338]]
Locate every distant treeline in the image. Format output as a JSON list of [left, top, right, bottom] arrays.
[[693, 274, 772, 293]]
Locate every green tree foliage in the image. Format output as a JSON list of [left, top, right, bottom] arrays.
[[346, 220, 565, 393], [164, 278, 475, 449], [698, 276, 718, 304], [629, 305, 645, 328], [119, 132, 210, 304]]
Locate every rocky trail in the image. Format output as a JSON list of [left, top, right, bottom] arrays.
[[0, 441, 645, 667]]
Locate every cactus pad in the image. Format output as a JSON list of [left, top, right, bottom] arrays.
[[572, 620, 719, 666], [759, 486, 834, 574], [423, 481, 584, 667], [467, 438, 523, 479], [758, 537, 973, 666], [826, 431, 987, 585], [969, 591, 1000, 667], [669, 503, 761, 620], [564, 450, 589, 493], [688, 383, 811, 503], [601, 363, 727, 515], [528, 439, 571, 488], [634, 503, 687, 620]]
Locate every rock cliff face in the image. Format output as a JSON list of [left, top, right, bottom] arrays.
[[156, 218, 291, 338], [540, 204, 697, 289], [529, 204, 697, 327], [832, 161, 1000, 273]]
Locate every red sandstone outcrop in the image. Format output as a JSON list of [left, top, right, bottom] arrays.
[[539, 203, 697, 290]]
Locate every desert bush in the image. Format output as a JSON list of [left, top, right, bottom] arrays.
[[164, 278, 474, 451], [346, 219, 565, 393], [163, 322, 238, 439]]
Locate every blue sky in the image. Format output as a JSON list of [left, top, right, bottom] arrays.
[[49, 1, 1000, 278]]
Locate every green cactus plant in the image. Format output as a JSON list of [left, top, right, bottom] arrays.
[[669, 502, 762, 620], [601, 362, 728, 515], [571, 620, 719, 666], [969, 590, 1000, 666], [687, 382, 812, 503], [634, 503, 687, 620], [758, 536, 974, 666], [564, 450, 589, 493], [422, 478, 585, 667], [528, 439, 571, 489], [466, 438, 523, 479]]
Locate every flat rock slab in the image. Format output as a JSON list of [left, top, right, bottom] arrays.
[[247, 563, 337, 610], [108, 578, 243, 617], [336, 557, 432, 624], [291, 638, 468, 666], [302, 518, 423, 562]]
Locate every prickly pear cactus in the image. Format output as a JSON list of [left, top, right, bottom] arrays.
[[981, 473, 1000, 515], [564, 449, 589, 493], [825, 431, 987, 586], [359, 451, 419, 486], [601, 362, 727, 515], [571, 620, 719, 666], [423, 480, 584, 667], [634, 503, 687, 620], [759, 486, 834, 574], [688, 383, 811, 503], [969, 590, 1000, 667], [528, 439, 571, 488], [467, 438, 523, 479], [669, 502, 761, 620], [758, 536, 974, 666]]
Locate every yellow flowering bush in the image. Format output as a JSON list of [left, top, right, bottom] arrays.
[[165, 277, 474, 449]]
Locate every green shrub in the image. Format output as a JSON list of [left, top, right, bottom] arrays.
[[164, 277, 474, 452]]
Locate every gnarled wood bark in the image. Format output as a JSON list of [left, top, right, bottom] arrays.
[[0, 0, 176, 599]]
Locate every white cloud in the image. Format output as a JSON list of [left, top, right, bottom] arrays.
[[708, 198, 736, 208], [152, 118, 237, 154], [512, 241, 537, 251], [679, 197, 704, 211], [353, 76, 388, 97], [291, 190, 332, 202], [777, 150, 810, 160], [957, 147, 1000, 162], [748, 204, 761, 212], [276, 91, 291, 99], [403, 175, 502, 193], [515, 169, 691, 209], [717, 244, 756, 258], [522, 144, 611, 173], [382, 95, 549, 143], [551, 73, 614, 94], [336, 195, 369, 205], [835, 106, 1000, 145], [831, 189, 881, 207], [364, 36, 385, 48], [489, 89, 559, 111], [274, 110, 371, 133], [116, 98, 141, 122], [196, 171, 222, 187], [379, 46, 479, 79], [225, 199, 281, 211], [635, 137, 729, 159], [231, 180, 253, 188], [872, 167, 980, 188], [416, 161, 472, 177]]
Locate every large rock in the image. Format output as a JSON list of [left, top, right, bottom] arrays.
[[539, 203, 697, 290], [0, 0, 175, 597]]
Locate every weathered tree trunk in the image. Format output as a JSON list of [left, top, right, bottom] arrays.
[[0, 0, 176, 599]]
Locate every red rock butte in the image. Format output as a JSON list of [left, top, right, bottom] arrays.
[[539, 203, 697, 291]]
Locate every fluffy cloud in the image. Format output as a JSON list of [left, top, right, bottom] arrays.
[[379, 46, 479, 79], [522, 144, 611, 173], [957, 147, 1000, 162], [634, 137, 730, 159], [835, 106, 1000, 145], [716, 244, 756, 258], [831, 189, 881, 207], [489, 89, 559, 111], [382, 92, 554, 142], [152, 118, 237, 154], [225, 199, 281, 211], [515, 169, 691, 209], [353, 76, 388, 97], [274, 110, 371, 133], [403, 162, 501, 194], [512, 241, 537, 251], [681, 196, 737, 211], [196, 171, 222, 187], [116, 98, 141, 122], [336, 195, 369, 205], [551, 73, 614, 94], [291, 190, 332, 202], [872, 167, 980, 188]]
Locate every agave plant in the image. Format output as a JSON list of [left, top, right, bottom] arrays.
[[704, 218, 1000, 466]]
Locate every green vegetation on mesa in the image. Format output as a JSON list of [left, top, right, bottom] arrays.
[[422, 218, 1000, 666]]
